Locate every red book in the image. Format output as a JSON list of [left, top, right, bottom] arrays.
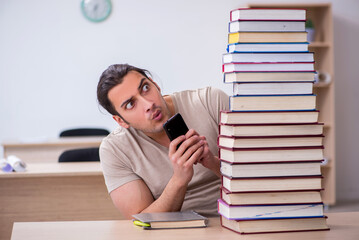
[[220, 215, 329, 234]]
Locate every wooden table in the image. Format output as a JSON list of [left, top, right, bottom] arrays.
[[2, 137, 103, 163], [10, 212, 359, 240], [0, 162, 124, 240]]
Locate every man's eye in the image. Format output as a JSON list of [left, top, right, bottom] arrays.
[[125, 101, 134, 109], [142, 84, 150, 92]]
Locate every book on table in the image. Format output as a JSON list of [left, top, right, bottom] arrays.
[[227, 42, 309, 53], [220, 215, 329, 234], [132, 210, 208, 229], [219, 123, 323, 137], [229, 20, 305, 33], [218, 199, 324, 220], [221, 188, 323, 205], [221, 175, 323, 192], [223, 62, 314, 72], [230, 8, 306, 21], [220, 160, 322, 178], [228, 32, 307, 44], [232, 82, 313, 95], [224, 71, 315, 83], [219, 146, 324, 164], [229, 94, 316, 111], [220, 110, 319, 124], [223, 52, 314, 63], [218, 135, 323, 149]]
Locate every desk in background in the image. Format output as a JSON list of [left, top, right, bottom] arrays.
[[10, 212, 359, 240], [2, 137, 103, 163], [0, 162, 123, 240]]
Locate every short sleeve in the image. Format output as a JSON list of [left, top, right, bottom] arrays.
[[201, 87, 230, 125], [99, 138, 141, 193]]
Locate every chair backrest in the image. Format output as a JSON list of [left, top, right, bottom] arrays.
[[60, 128, 110, 137], [58, 147, 100, 162]]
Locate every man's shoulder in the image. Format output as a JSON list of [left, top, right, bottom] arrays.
[[100, 126, 134, 150], [172, 86, 226, 101]]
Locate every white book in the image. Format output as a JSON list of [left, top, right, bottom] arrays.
[[227, 43, 309, 53], [219, 123, 323, 137], [233, 82, 313, 95], [230, 8, 306, 21], [219, 147, 324, 164], [229, 95, 316, 111], [223, 52, 314, 63], [218, 135, 323, 148], [229, 21, 305, 33], [218, 199, 324, 220], [223, 62, 314, 72], [221, 175, 323, 193], [220, 110, 319, 124], [220, 161, 321, 178], [224, 72, 315, 83]]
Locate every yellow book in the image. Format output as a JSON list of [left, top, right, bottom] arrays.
[[228, 32, 307, 44]]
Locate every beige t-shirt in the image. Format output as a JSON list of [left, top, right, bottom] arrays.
[[99, 87, 229, 216]]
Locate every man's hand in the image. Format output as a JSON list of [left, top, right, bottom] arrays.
[[197, 136, 221, 177], [168, 129, 205, 187]]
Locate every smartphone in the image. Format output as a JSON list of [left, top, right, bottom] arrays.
[[163, 113, 189, 143]]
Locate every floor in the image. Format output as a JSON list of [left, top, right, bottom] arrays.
[[325, 199, 359, 213]]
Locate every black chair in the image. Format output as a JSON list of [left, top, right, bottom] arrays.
[[58, 147, 100, 162], [59, 128, 110, 137]]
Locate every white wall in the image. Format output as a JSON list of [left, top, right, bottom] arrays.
[[1, 0, 359, 201]]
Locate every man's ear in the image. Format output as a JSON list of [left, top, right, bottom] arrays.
[[112, 115, 130, 129]]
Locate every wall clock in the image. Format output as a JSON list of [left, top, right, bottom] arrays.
[[81, 0, 112, 22]]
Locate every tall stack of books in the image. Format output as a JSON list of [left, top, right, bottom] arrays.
[[217, 8, 330, 234]]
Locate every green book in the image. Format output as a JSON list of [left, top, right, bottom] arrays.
[[132, 210, 208, 229]]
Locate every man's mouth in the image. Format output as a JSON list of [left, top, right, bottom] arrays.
[[152, 110, 162, 121]]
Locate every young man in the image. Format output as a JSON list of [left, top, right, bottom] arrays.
[[97, 64, 229, 219]]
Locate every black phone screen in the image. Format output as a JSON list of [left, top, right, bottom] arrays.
[[163, 113, 189, 141]]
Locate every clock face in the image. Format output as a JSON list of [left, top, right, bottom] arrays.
[[81, 0, 112, 22]]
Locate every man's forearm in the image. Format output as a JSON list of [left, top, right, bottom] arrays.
[[140, 176, 188, 213]]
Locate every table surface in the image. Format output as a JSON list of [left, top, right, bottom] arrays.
[[0, 162, 102, 178], [2, 136, 104, 147], [11, 212, 359, 240]]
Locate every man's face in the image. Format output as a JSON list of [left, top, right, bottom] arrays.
[[108, 71, 171, 135]]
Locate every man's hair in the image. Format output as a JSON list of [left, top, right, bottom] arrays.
[[97, 64, 151, 116]]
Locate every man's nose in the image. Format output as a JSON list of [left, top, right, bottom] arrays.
[[140, 96, 154, 112]]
